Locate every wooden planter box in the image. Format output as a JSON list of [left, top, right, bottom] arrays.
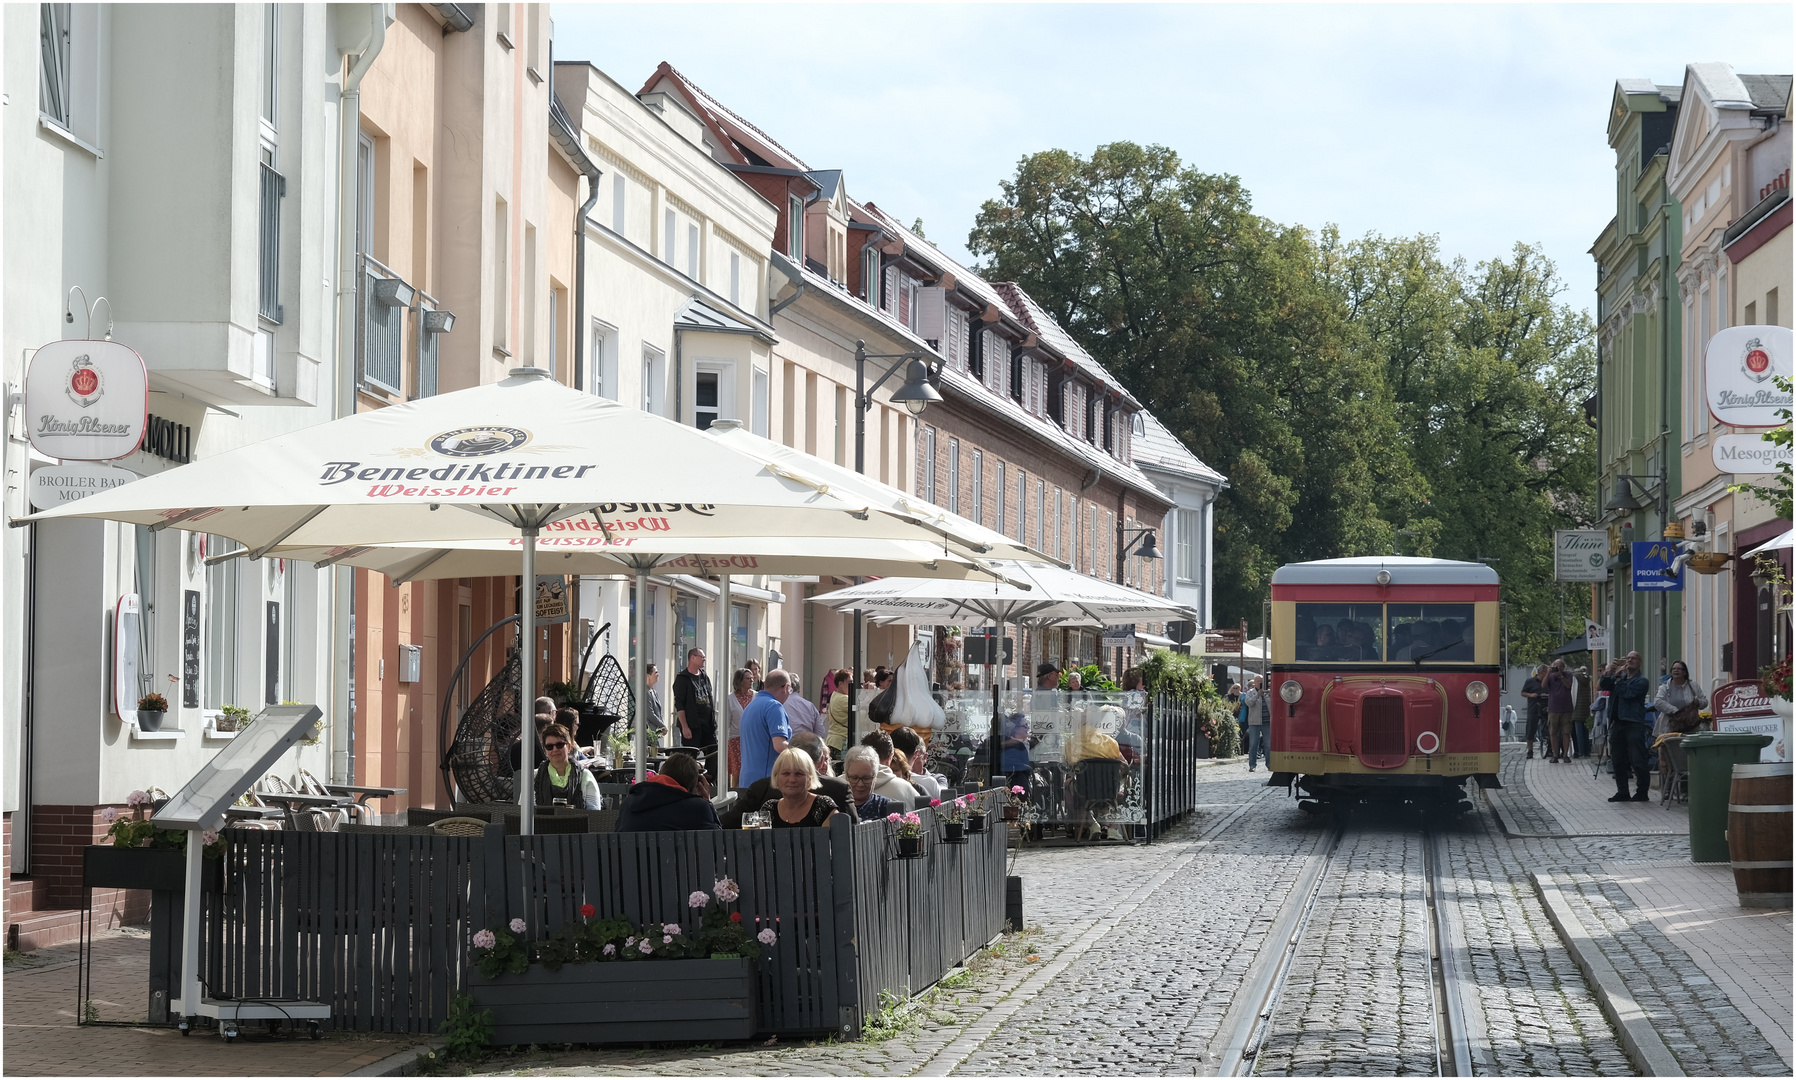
[[83, 845, 223, 893], [1195, 733, 1212, 759], [467, 957, 756, 1045]]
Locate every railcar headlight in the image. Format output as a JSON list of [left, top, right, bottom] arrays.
[[1466, 681, 1489, 705], [1279, 680, 1303, 704]]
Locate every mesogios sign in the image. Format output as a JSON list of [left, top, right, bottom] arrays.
[[25, 339, 148, 460], [1712, 433, 1792, 476], [1705, 325, 1792, 429]]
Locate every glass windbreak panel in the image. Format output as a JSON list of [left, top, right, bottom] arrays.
[[1293, 603, 1385, 661], [1386, 604, 1476, 662]]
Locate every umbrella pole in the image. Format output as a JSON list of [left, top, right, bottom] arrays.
[[989, 617, 1004, 787], [634, 568, 649, 784], [520, 527, 537, 837], [718, 573, 731, 790]]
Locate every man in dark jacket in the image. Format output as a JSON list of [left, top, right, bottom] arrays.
[[1600, 651, 1652, 802], [616, 752, 721, 831], [720, 732, 850, 828]]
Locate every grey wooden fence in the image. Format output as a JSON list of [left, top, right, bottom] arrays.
[[202, 796, 1007, 1037], [1143, 694, 1201, 841]]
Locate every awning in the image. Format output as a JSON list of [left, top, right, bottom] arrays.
[[665, 574, 784, 604], [1553, 635, 1591, 656], [1137, 631, 1175, 649]]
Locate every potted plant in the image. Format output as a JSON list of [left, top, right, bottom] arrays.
[[466, 876, 773, 1045], [965, 791, 990, 834], [1003, 784, 1025, 821], [215, 704, 250, 733], [934, 796, 973, 843], [888, 811, 925, 858], [136, 693, 169, 733], [1761, 657, 1793, 719], [86, 790, 227, 891]]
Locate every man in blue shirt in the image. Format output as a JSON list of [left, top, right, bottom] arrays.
[[1599, 650, 1652, 802], [737, 668, 794, 787]]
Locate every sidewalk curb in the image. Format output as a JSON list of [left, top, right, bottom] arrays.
[[1530, 871, 1686, 1078], [344, 1038, 442, 1077]]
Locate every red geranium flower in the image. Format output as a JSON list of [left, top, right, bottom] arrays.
[[580, 903, 596, 918], [729, 912, 742, 923]]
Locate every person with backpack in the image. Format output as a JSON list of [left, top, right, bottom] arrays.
[[1242, 676, 1271, 771]]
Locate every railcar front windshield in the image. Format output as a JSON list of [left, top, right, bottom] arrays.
[[1292, 602, 1477, 663]]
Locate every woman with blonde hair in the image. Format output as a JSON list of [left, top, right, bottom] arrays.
[[760, 747, 841, 828]]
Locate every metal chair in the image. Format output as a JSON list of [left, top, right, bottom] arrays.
[[1659, 736, 1689, 806], [428, 816, 492, 838]]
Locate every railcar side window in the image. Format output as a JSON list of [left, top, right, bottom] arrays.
[[1387, 604, 1475, 662], [1293, 604, 1385, 662]]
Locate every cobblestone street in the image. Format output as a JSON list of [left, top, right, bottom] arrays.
[[486, 748, 1790, 1078]]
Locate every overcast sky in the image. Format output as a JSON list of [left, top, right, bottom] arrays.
[[553, 3, 1791, 316]]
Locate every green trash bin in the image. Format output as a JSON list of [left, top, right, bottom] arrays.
[[1682, 731, 1774, 863]]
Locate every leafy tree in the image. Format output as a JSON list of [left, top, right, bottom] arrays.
[[971, 144, 1597, 660]]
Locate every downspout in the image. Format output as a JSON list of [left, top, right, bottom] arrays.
[[673, 328, 683, 423], [431, 3, 474, 32], [550, 94, 602, 389], [769, 249, 806, 317], [331, 6, 386, 785]]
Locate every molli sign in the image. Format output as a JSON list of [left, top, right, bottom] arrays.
[[25, 339, 148, 460], [1705, 324, 1792, 429]]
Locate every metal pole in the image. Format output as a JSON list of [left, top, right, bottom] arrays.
[[718, 573, 732, 789], [519, 528, 537, 835], [989, 618, 1005, 784], [634, 568, 650, 784], [850, 340, 867, 749]]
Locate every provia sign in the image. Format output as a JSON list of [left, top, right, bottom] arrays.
[[24, 339, 148, 460], [1712, 432, 1792, 475], [29, 462, 137, 511], [1554, 529, 1609, 581], [1705, 324, 1792, 429]]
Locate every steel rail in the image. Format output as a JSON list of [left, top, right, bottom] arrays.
[[1425, 825, 1478, 1077]]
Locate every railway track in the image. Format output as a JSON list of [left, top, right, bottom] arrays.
[[1209, 815, 1477, 1077]]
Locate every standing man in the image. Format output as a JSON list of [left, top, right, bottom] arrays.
[[1520, 665, 1547, 760], [782, 676, 829, 746], [673, 648, 718, 783], [1544, 660, 1575, 764], [737, 669, 795, 787], [1600, 651, 1652, 802], [1035, 662, 1061, 691], [1243, 676, 1270, 772]]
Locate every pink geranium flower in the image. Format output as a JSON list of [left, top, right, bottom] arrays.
[[662, 923, 680, 935], [638, 940, 654, 954], [757, 928, 777, 946], [886, 812, 901, 823], [509, 918, 527, 934], [689, 890, 711, 909], [472, 929, 496, 950], [712, 877, 739, 903]]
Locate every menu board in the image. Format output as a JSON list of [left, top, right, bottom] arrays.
[[182, 590, 201, 708]]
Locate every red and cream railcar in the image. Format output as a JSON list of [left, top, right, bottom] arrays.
[[1267, 557, 1501, 810]]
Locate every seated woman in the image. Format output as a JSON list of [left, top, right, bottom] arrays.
[[534, 724, 600, 809], [760, 747, 842, 828]]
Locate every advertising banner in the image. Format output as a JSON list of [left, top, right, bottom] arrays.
[[1712, 679, 1787, 763], [25, 339, 148, 460], [1705, 324, 1792, 429], [1585, 619, 1610, 652], [1631, 540, 1684, 591], [534, 575, 570, 625], [1554, 529, 1609, 581]]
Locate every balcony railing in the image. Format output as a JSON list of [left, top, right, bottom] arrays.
[[258, 162, 285, 324]]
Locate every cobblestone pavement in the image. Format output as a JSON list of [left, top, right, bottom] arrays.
[[1253, 822, 1435, 1077], [1553, 868, 1787, 1076]]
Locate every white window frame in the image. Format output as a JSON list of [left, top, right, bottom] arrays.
[[664, 207, 677, 264], [971, 449, 983, 527], [996, 462, 1007, 535], [642, 343, 666, 416], [590, 318, 619, 399], [692, 359, 736, 431], [947, 437, 960, 515], [788, 194, 804, 261], [612, 172, 627, 235], [687, 223, 700, 279], [924, 427, 937, 503], [204, 535, 243, 712], [1177, 507, 1200, 583], [864, 249, 881, 307], [39, 3, 72, 129], [493, 196, 510, 352], [752, 366, 770, 437], [729, 251, 742, 307]]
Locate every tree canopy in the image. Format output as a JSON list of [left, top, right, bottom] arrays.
[[970, 142, 1597, 661]]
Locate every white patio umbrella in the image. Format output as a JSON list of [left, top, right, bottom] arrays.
[[810, 561, 1195, 779], [21, 367, 1012, 827], [1743, 528, 1794, 559]]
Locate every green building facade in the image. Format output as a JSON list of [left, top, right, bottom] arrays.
[[1592, 78, 1684, 676]]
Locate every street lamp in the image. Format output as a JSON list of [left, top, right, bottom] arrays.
[[849, 340, 943, 746], [1114, 525, 1162, 673]]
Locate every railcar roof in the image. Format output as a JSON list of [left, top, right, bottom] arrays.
[[1271, 557, 1499, 586]]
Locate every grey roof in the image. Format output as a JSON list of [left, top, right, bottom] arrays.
[[1133, 410, 1227, 488], [1740, 74, 1793, 110], [1271, 557, 1499, 586], [805, 170, 843, 201], [674, 296, 775, 342], [992, 283, 1140, 412]]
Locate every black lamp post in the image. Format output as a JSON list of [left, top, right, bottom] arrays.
[[1114, 525, 1162, 674], [849, 340, 942, 747]]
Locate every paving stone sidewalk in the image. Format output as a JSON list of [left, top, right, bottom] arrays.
[[1, 930, 428, 1076], [1490, 743, 1687, 837]]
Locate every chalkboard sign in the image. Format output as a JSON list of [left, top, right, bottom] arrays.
[[183, 590, 201, 708], [265, 601, 280, 705]]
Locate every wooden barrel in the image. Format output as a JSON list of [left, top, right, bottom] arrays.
[[1727, 762, 1792, 908]]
